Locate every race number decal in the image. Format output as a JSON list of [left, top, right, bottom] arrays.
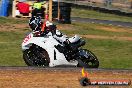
[[23, 34, 31, 43]]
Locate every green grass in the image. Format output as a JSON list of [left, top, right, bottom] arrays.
[[0, 42, 25, 66], [71, 8, 132, 23], [83, 39, 132, 69], [0, 17, 28, 24], [0, 17, 29, 66], [0, 31, 26, 66]]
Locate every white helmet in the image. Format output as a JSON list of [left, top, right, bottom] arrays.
[[45, 21, 56, 31], [45, 21, 53, 27]]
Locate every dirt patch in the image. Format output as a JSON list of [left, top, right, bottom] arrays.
[[1, 22, 132, 41], [0, 22, 72, 32], [0, 23, 29, 32], [57, 24, 76, 30], [80, 34, 132, 41], [0, 68, 131, 88], [13, 24, 29, 29]]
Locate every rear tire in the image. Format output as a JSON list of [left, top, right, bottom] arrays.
[[23, 45, 50, 66]]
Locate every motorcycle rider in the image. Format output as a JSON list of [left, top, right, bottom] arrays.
[[29, 16, 85, 61], [29, 16, 71, 45]]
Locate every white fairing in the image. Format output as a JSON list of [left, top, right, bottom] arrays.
[[22, 32, 78, 67]]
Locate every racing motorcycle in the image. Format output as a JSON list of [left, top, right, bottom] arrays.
[[22, 30, 99, 68], [22, 17, 99, 68]]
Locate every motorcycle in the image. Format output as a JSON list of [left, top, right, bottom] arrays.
[[22, 31, 99, 68]]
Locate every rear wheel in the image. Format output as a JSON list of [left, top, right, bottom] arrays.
[[78, 49, 99, 68], [23, 45, 50, 66]]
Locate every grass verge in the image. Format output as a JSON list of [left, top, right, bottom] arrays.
[[0, 17, 132, 69], [0, 31, 26, 66]]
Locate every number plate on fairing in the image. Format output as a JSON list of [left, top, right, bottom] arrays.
[[23, 34, 32, 43]]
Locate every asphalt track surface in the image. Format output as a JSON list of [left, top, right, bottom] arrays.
[[72, 17, 132, 28], [0, 66, 132, 72]]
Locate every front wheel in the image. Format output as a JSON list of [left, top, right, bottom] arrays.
[[23, 45, 50, 66], [77, 49, 99, 68]]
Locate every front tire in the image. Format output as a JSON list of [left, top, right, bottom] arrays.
[[78, 49, 99, 68], [23, 45, 50, 66]]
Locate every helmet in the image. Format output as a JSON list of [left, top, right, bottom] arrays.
[[29, 16, 42, 31]]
